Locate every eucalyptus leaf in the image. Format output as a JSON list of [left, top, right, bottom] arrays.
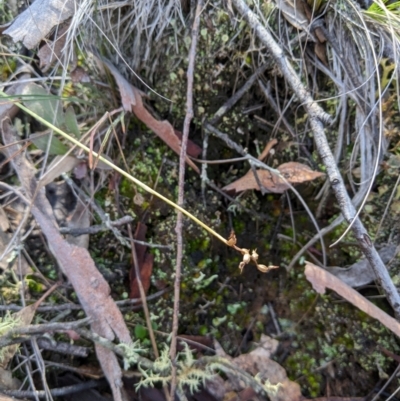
[[21, 83, 65, 127], [30, 133, 68, 155]]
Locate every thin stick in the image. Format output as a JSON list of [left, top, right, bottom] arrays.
[[170, 2, 203, 398], [208, 62, 270, 126]]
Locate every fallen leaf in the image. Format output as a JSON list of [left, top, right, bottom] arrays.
[[275, 0, 310, 32], [173, 129, 202, 158], [41, 155, 80, 187], [130, 223, 154, 300], [92, 53, 200, 172], [65, 196, 90, 249], [74, 161, 88, 179], [234, 345, 302, 401], [131, 88, 200, 173], [0, 207, 31, 277], [314, 41, 328, 66], [3, 0, 75, 49], [217, 334, 302, 401], [305, 261, 400, 337], [325, 244, 397, 288], [95, 55, 137, 111], [223, 162, 325, 194], [0, 78, 27, 122], [38, 23, 70, 72]]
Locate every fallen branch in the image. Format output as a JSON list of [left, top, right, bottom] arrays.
[[231, 0, 400, 319], [59, 215, 134, 236], [0, 318, 90, 349]]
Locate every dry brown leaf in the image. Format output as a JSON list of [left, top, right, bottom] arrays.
[[174, 129, 202, 158], [3, 0, 75, 49], [223, 162, 325, 194], [92, 53, 200, 173], [130, 223, 154, 300], [314, 42, 328, 66], [325, 244, 397, 288], [65, 197, 90, 249], [221, 334, 302, 401], [234, 350, 302, 401], [41, 155, 80, 187], [1, 119, 131, 401], [275, 0, 310, 32], [0, 283, 59, 369], [97, 56, 137, 111], [131, 87, 200, 173], [0, 78, 26, 121], [305, 261, 400, 337], [38, 23, 70, 72]]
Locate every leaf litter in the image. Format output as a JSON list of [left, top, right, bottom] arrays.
[[213, 334, 302, 401], [93, 53, 201, 173], [1, 110, 132, 401], [223, 161, 325, 194], [129, 223, 154, 300]]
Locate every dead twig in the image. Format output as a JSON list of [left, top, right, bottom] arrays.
[[170, 1, 203, 398], [209, 62, 270, 126], [36, 337, 89, 357], [0, 318, 90, 349], [0, 380, 103, 399], [0, 288, 171, 313], [59, 215, 133, 236]]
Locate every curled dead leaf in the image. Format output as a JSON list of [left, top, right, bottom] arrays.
[[223, 162, 325, 194], [91, 53, 200, 173]]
